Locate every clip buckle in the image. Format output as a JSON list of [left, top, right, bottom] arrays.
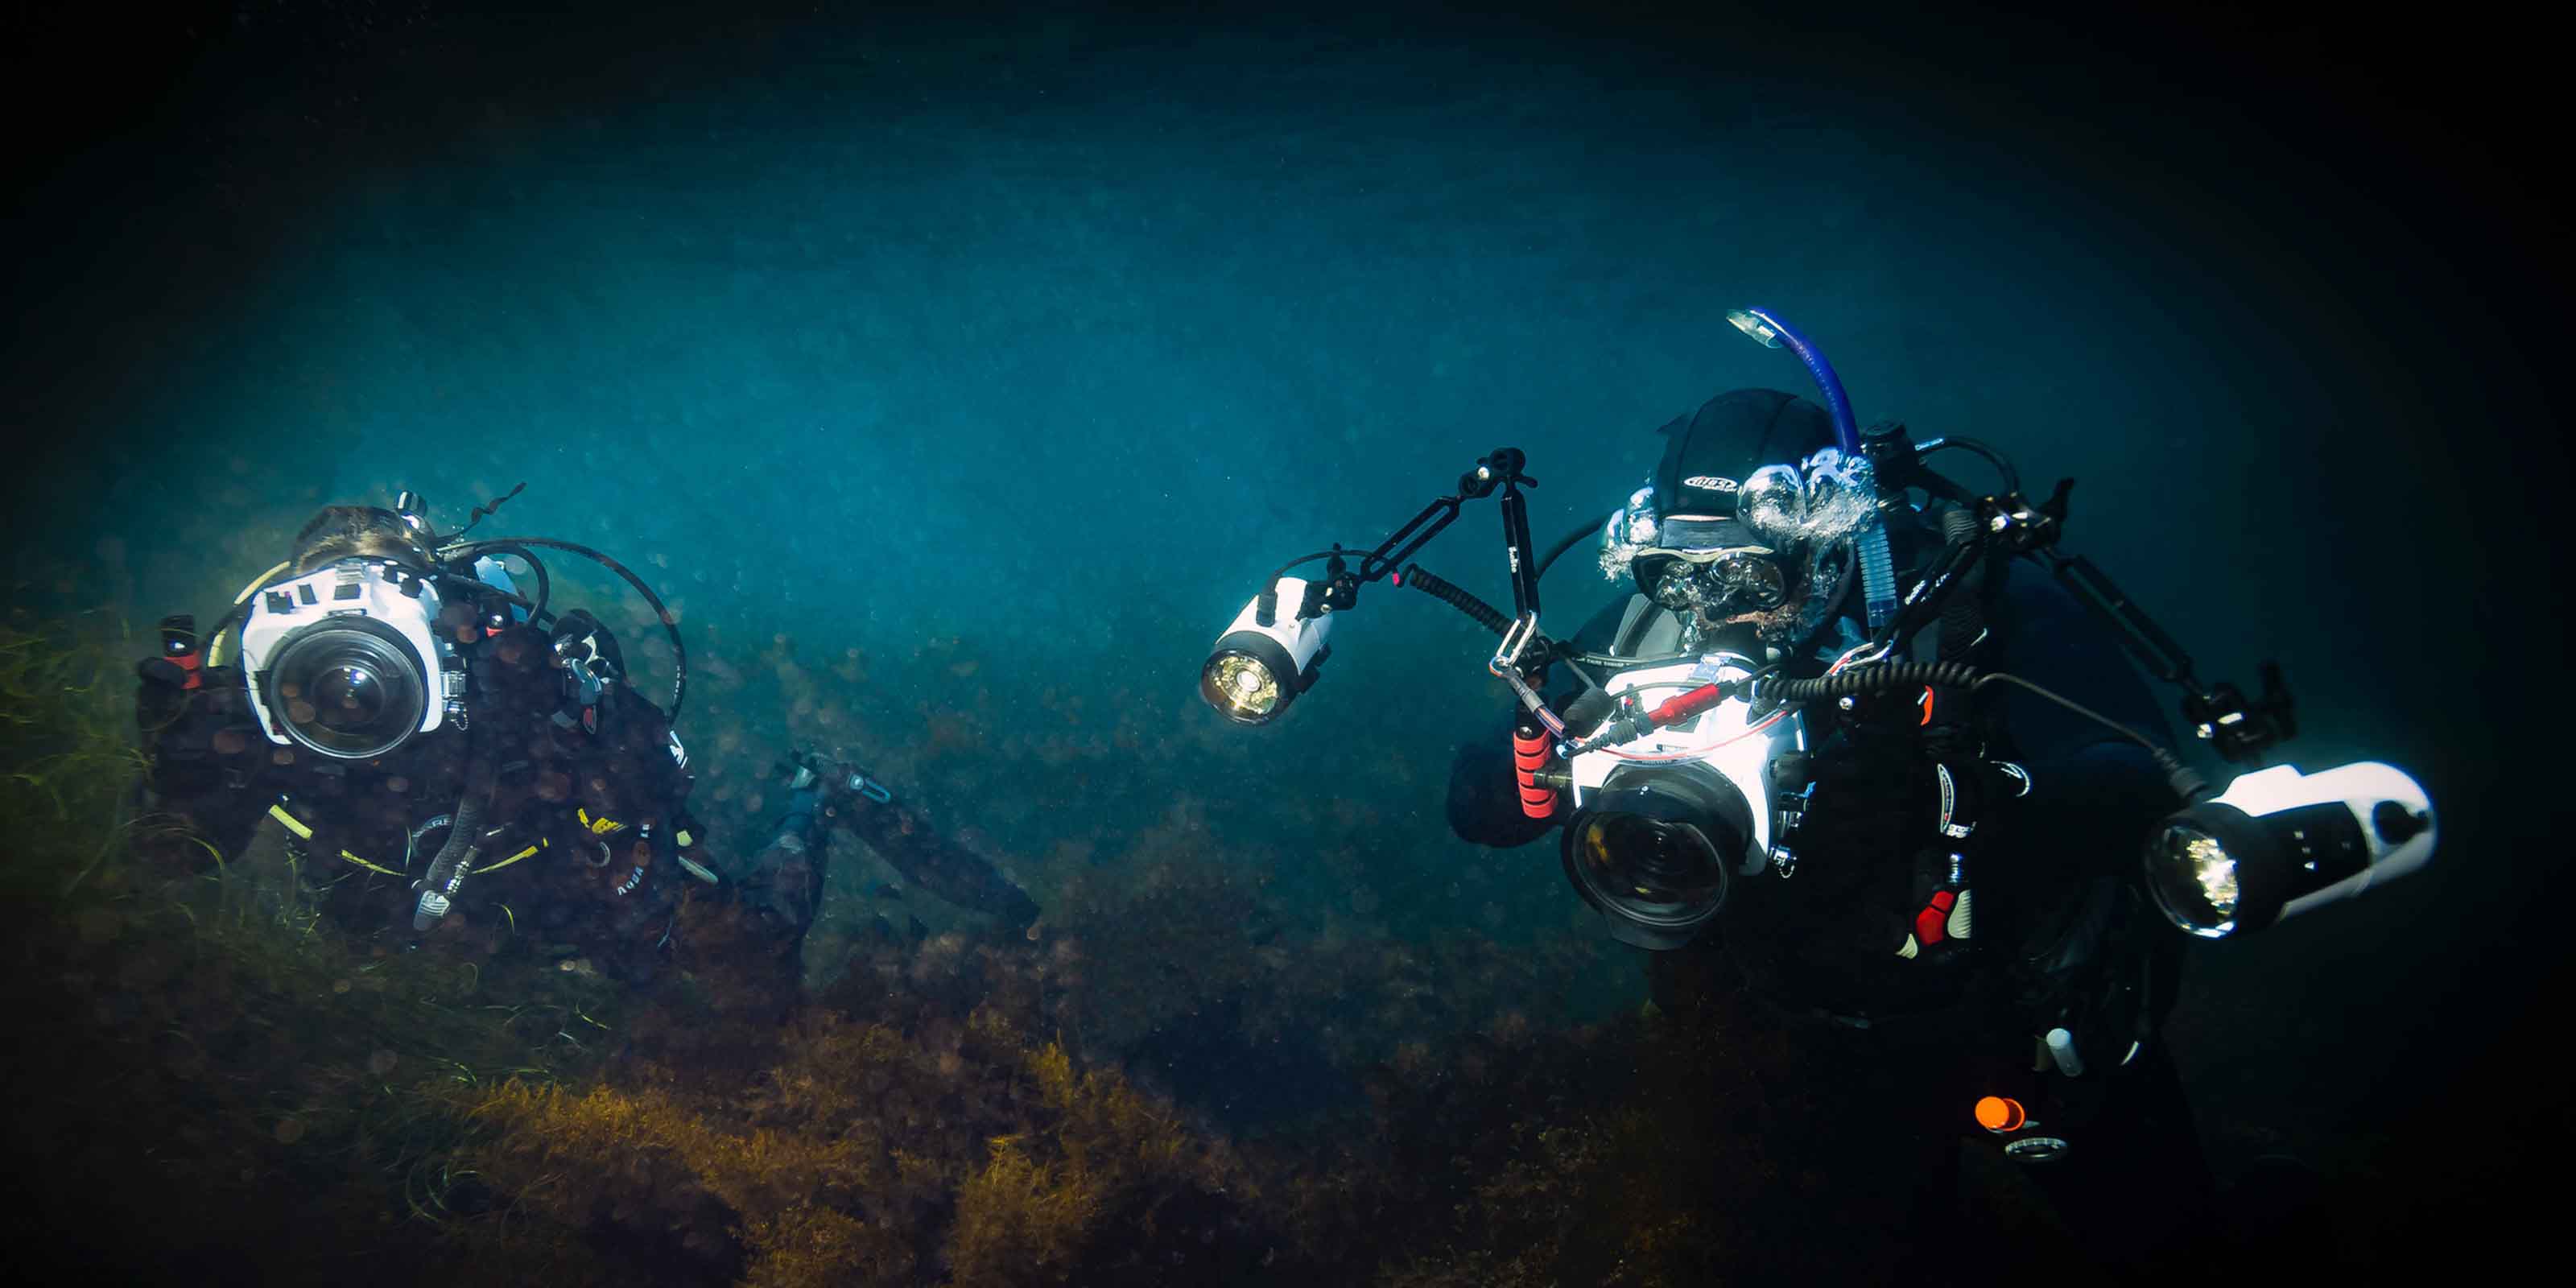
[[1490, 612, 1542, 674]]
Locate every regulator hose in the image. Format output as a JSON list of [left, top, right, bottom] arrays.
[[411, 786, 488, 931], [464, 543, 552, 625], [1399, 564, 1511, 637], [444, 537, 687, 723]]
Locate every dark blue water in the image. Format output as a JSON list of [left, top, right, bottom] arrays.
[[6, 0, 2564, 1274]]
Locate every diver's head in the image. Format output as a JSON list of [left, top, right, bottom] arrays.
[[1602, 389, 1839, 642], [287, 505, 440, 578]]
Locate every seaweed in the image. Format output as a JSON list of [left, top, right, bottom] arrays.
[[1, 616, 617, 1282], [0, 612, 1812, 1287]]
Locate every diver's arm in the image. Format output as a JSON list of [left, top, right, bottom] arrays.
[[599, 678, 698, 856], [1959, 555, 2182, 875], [728, 777, 832, 947], [533, 673, 712, 986], [542, 614, 712, 886], [1443, 593, 1633, 851], [132, 659, 275, 866], [1977, 560, 2194, 1059], [1446, 712, 1559, 850]]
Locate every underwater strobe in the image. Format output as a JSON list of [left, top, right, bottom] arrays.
[[1199, 450, 1538, 728], [2145, 762, 2435, 939], [1199, 576, 1340, 725]]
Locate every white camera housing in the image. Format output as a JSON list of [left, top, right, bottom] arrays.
[[237, 558, 458, 759], [1567, 650, 1805, 876]]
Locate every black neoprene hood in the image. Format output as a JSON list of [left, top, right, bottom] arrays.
[[1648, 388, 1838, 549]]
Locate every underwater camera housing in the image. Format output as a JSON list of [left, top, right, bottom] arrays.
[[1558, 650, 1802, 950], [237, 547, 458, 762], [208, 487, 691, 774], [238, 559, 458, 757]]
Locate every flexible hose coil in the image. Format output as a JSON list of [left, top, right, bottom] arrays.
[[1938, 506, 1984, 663], [1401, 564, 1511, 637], [1762, 661, 1980, 700], [412, 791, 486, 930], [1856, 510, 1899, 631], [1769, 661, 2209, 800]]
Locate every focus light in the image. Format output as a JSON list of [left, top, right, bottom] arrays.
[[1198, 576, 1335, 726], [2145, 762, 2434, 938]]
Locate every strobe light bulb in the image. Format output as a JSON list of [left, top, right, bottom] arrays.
[[1199, 576, 1337, 726]]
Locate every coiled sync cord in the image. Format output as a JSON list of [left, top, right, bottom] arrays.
[[1759, 663, 2207, 799]]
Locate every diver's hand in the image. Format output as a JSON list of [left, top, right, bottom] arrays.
[[784, 749, 894, 807], [548, 610, 622, 684], [136, 657, 191, 688], [819, 761, 894, 807]]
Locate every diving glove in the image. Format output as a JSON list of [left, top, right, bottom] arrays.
[[782, 749, 895, 806]]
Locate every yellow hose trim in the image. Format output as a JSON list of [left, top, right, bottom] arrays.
[[270, 802, 528, 877], [271, 804, 400, 876], [206, 560, 291, 668], [473, 844, 540, 875], [266, 803, 315, 840], [336, 850, 403, 877]]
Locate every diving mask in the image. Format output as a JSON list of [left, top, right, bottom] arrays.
[[1638, 546, 1790, 616], [1600, 484, 1792, 614]]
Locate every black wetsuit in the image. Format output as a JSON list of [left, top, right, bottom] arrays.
[[137, 605, 1039, 1001], [138, 612, 706, 982], [1447, 506, 2218, 1280]]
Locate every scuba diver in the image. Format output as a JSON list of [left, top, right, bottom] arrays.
[[131, 491, 1040, 1014], [1441, 386, 2219, 1275], [1199, 308, 2434, 1281]]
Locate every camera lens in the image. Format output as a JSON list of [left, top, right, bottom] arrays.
[[1584, 813, 1720, 900], [263, 618, 428, 759], [1560, 763, 1755, 951]]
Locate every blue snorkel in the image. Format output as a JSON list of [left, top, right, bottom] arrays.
[[1725, 308, 1901, 631]]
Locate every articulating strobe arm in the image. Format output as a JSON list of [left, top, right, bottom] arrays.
[[2025, 517, 2295, 766], [1862, 424, 2294, 766], [1265, 448, 1540, 625]]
